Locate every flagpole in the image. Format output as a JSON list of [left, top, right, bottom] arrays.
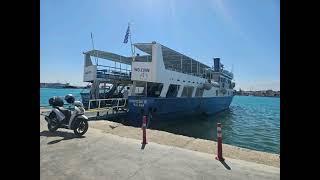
[[128, 22, 135, 61], [90, 32, 98, 65], [126, 22, 136, 96]]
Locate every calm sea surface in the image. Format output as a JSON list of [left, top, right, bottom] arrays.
[[40, 88, 280, 154]]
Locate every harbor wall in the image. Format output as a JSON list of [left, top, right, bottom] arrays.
[[89, 120, 280, 167]]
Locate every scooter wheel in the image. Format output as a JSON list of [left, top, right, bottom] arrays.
[[48, 119, 59, 132], [74, 119, 88, 137]]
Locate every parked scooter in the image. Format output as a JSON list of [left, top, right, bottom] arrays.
[[44, 94, 89, 137]]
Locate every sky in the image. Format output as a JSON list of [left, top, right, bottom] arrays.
[[40, 0, 279, 91]]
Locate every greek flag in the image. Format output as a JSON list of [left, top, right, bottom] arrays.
[[123, 25, 130, 43]]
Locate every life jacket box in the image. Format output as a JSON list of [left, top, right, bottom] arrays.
[[49, 97, 64, 107]]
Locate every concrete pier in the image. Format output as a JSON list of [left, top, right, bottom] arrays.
[[40, 109, 279, 180]]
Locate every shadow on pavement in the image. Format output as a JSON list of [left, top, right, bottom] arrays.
[[220, 160, 231, 170], [40, 130, 85, 145], [141, 143, 147, 150]]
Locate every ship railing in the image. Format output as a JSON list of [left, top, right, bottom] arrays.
[[96, 65, 131, 80], [87, 98, 128, 112]]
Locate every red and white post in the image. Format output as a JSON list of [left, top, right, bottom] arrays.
[[215, 123, 224, 161], [141, 115, 148, 144]]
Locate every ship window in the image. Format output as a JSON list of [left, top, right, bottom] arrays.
[[177, 79, 180, 81], [133, 81, 146, 96], [139, 82, 163, 97], [181, 86, 194, 97], [183, 80, 185, 82], [134, 55, 152, 62], [195, 87, 204, 97], [166, 84, 180, 98], [216, 90, 218, 96], [188, 81, 190, 83]]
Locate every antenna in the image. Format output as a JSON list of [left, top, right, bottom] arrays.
[[90, 32, 99, 65], [231, 64, 234, 73]]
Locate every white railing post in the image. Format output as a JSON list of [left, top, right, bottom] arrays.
[[117, 98, 120, 110]]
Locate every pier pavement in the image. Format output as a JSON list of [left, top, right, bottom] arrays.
[[40, 109, 279, 180]]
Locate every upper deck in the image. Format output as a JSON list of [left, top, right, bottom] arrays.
[[83, 41, 233, 84], [133, 42, 210, 77]]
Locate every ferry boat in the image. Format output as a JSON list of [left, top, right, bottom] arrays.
[[81, 41, 236, 126]]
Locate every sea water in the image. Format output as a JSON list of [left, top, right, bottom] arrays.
[[40, 88, 87, 107]]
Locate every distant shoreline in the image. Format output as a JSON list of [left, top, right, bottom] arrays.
[[235, 90, 280, 98], [40, 82, 89, 89], [40, 87, 87, 89], [236, 95, 280, 98]]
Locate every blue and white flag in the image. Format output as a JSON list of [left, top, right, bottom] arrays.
[[123, 25, 130, 43]]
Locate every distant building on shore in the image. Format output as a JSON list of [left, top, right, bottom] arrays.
[[40, 83, 65, 88], [40, 82, 86, 89], [235, 89, 280, 97]]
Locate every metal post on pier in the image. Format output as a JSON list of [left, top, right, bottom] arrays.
[[141, 115, 148, 144], [215, 123, 224, 161]]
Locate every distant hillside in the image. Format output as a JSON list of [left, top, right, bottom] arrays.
[[40, 83, 87, 89]]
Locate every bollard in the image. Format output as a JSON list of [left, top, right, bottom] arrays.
[[141, 115, 148, 144], [215, 123, 224, 161]]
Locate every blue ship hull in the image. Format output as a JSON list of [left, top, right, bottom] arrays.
[[128, 96, 234, 127]]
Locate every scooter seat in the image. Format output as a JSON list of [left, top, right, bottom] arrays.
[[57, 107, 71, 120]]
